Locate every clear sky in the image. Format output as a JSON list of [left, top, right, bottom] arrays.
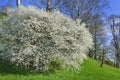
[[105, 0, 120, 15], [0, 0, 120, 16]]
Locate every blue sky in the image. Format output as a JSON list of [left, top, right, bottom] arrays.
[[105, 0, 120, 15], [0, 0, 120, 16], [0, 0, 30, 8]]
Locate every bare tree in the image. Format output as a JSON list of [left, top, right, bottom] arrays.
[[107, 15, 120, 68], [99, 35, 108, 67], [88, 14, 105, 59], [60, 0, 108, 24], [46, 0, 51, 12], [60, 0, 108, 59], [100, 48, 106, 67], [29, 0, 61, 12]]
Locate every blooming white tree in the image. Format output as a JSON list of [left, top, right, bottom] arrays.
[[0, 6, 93, 71]]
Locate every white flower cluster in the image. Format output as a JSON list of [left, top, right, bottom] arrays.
[[0, 6, 93, 71]]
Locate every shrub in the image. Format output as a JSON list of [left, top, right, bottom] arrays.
[[0, 6, 93, 71]]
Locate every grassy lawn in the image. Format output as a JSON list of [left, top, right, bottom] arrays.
[[0, 58, 120, 80]]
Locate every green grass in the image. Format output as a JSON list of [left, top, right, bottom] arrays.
[[0, 58, 120, 80], [79, 58, 120, 80]]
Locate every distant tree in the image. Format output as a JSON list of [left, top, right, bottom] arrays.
[[60, 0, 108, 23], [29, 0, 61, 12], [107, 15, 120, 68], [60, 0, 108, 59], [88, 14, 106, 59], [99, 37, 108, 67]]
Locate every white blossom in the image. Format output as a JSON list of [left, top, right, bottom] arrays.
[[0, 6, 93, 71]]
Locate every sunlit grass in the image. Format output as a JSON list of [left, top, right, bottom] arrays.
[[0, 58, 120, 80]]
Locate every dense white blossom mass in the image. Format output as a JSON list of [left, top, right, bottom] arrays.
[[0, 6, 93, 71]]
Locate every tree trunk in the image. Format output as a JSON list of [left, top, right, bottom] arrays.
[[100, 49, 105, 67], [94, 24, 97, 59], [116, 61, 119, 68], [116, 54, 119, 68], [46, 0, 51, 12], [16, 0, 20, 8], [87, 49, 93, 58], [115, 53, 119, 68], [100, 60, 104, 67]]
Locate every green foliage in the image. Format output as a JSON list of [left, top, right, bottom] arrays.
[[49, 59, 62, 71]]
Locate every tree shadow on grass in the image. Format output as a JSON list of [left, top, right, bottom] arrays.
[[0, 58, 55, 76], [0, 58, 28, 75]]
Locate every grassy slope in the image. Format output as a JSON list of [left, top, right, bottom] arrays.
[[0, 58, 120, 80], [79, 58, 120, 80]]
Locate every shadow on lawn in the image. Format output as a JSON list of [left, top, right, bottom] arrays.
[[0, 58, 55, 76], [0, 58, 27, 75]]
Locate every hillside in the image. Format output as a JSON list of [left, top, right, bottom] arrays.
[[0, 58, 120, 80]]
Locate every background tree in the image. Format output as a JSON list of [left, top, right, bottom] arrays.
[[99, 35, 108, 67], [91, 15, 105, 59], [107, 15, 120, 68], [59, 0, 108, 59], [29, 0, 61, 11]]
